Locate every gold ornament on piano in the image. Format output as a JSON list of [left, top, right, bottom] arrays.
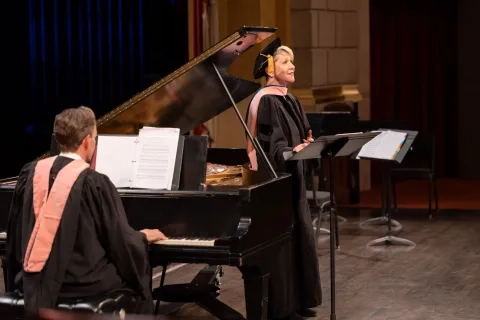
[[206, 163, 243, 186]]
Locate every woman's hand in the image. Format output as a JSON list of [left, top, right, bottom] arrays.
[[293, 142, 310, 153], [294, 130, 315, 153], [303, 129, 314, 143]]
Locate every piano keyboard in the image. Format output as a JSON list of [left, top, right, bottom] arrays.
[[0, 232, 216, 247], [153, 238, 216, 247]]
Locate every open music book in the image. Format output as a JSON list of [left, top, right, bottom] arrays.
[[94, 127, 180, 190], [356, 130, 407, 160]]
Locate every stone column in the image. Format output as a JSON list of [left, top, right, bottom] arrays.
[[290, 0, 371, 191]]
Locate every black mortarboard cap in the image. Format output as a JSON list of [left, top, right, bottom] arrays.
[[253, 37, 282, 79]]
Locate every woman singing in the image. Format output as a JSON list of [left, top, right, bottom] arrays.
[[245, 38, 322, 319]]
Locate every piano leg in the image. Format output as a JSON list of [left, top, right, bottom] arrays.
[[239, 266, 270, 320], [154, 263, 169, 314]]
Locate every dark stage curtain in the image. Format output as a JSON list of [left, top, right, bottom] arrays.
[[0, 0, 188, 178], [370, 0, 457, 180], [191, 0, 211, 138], [192, 0, 204, 57]]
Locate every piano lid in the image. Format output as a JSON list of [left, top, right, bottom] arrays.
[[95, 26, 277, 135]]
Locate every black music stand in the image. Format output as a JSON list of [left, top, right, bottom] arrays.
[[287, 132, 379, 320], [356, 129, 418, 247]]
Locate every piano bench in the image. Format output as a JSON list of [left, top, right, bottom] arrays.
[[0, 290, 137, 318], [152, 283, 219, 303]]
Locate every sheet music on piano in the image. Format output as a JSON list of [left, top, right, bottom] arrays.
[[133, 127, 180, 190], [95, 127, 180, 190], [94, 135, 137, 188]]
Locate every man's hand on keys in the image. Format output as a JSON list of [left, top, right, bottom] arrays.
[[140, 229, 168, 243]]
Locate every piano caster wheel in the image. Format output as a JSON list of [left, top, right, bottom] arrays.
[[219, 267, 224, 277], [214, 285, 221, 295], [214, 266, 223, 288], [214, 276, 222, 288]]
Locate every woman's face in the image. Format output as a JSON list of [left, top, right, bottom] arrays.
[[271, 52, 295, 85]]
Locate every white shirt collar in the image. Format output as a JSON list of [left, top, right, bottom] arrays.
[[59, 152, 82, 160]]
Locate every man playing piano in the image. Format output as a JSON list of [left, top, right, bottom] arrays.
[[5, 106, 167, 315], [245, 38, 322, 319]]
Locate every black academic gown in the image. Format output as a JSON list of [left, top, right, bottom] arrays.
[[246, 93, 322, 318], [5, 156, 154, 315]]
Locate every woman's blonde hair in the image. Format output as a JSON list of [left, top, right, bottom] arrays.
[[273, 45, 294, 61]]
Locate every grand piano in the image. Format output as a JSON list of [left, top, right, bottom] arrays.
[[0, 26, 294, 320]]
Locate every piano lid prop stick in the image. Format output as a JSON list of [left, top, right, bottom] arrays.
[[211, 62, 278, 179]]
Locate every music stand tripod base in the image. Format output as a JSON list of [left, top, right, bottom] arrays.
[[313, 217, 331, 235], [359, 216, 402, 229], [323, 213, 347, 223], [367, 235, 416, 247], [318, 228, 331, 235]]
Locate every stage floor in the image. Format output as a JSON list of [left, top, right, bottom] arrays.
[[2, 208, 479, 319], [348, 178, 480, 210]]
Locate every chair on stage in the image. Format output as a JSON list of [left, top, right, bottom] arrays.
[[306, 166, 331, 241], [389, 132, 439, 218], [305, 164, 343, 250]]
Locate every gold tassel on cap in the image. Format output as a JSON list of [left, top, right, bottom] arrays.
[[260, 53, 274, 74]]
